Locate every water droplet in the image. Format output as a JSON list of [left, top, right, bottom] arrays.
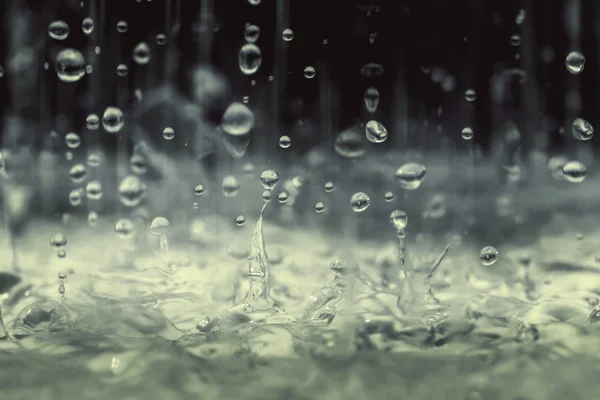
[[86, 180, 103, 200], [315, 202, 326, 213], [87, 153, 102, 167], [116, 20, 128, 33], [350, 192, 370, 212], [262, 190, 272, 202], [566, 51, 585, 74], [162, 127, 175, 140], [58, 282, 66, 295], [461, 127, 474, 140], [242, 163, 255, 176], [465, 89, 476, 102], [423, 194, 447, 219], [222, 175, 241, 198], [389, 209, 407, 230], [65, 132, 81, 149], [116, 64, 129, 76], [58, 271, 67, 280], [130, 153, 147, 175], [572, 118, 594, 140], [115, 218, 135, 239], [248, 0, 261, 4], [239, 43, 263, 75], [48, 20, 70, 40], [395, 162, 427, 190], [304, 66, 316, 79], [133, 42, 151, 65], [88, 211, 98, 226], [118, 176, 146, 207], [277, 192, 289, 203], [334, 127, 367, 158], [69, 189, 83, 207], [0, 66, 3, 78], [82, 17, 94, 35], [360, 63, 384, 78], [86, 114, 99, 130], [365, 120, 388, 143], [55, 48, 86, 83], [324, 182, 335, 192], [510, 34, 521, 46], [260, 170, 279, 190], [102, 106, 125, 133], [194, 184, 205, 196], [156, 33, 167, 45], [282, 28, 294, 41], [369, 32, 377, 44], [364, 87, 380, 113], [562, 160, 587, 183], [57, 249, 67, 259], [384, 191, 394, 202], [278, 135, 291, 148], [50, 233, 67, 249], [150, 217, 170, 234], [479, 246, 499, 266], [69, 164, 87, 183], [222, 102, 254, 135], [515, 9, 526, 25], [244, 23, 260, 43], [94, 46, 101, 55], [86, 65, 93, 74], [235, 215, 246, 226]]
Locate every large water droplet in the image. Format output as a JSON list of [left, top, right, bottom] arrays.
[[82, 17, 94, 35], [239, 44, 263, 75], [244, 23, 260, 43], [566, 51, 585, 74], [395, 162, 427, 190], [350, 192, 370, 212], [132, 42, 151, 65], [69, 164, 87, 183], [222, 175, 241, 198], [572, 118, 594, 141], [282, 28, 294, 41], [150, 217, 170, 235], [562, 160, 587, 183], [365, 120, 388, 143], [48, 20, 70, 40], [118, 175, 147, 207], [222, 102, 255, 135], [334, 127, 367, 158], [86, 181, 103, 200], [102, 107, 124, 133], [479, 246, 499, 266], [279, 135, 291, 148], [364, 87, 380, 113], [55, 48, 86, 83], [260, 170, 280, 190]]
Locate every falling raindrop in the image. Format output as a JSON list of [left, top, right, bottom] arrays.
[[116, 64, 129, 76], [364, 87, 380, 113], [572, 118, 594, 141], [461, 127, 474, 140], [102, 107, 124, 133], [479, 246, 499, 266], [260, 170, 280, 190], [65, 132, 81, 149], [565, 51, 585, 74], [82, 17, 94, 35], [50, 233, 67, 249], [515, 9, 526, 25], [360, 63, 384, 78], [69, 189, 83, 207], [262, 190, 272, 202], [133, 42, 151, 65], [334, 128, 367, 158], [244, 23, 260, 43], [162, 127, 175, 140], [282, 28, 294, 41], [130, 154, 147, 174], [235, 215, 246, 226], [239, 44, 263, 75], [86, 181, 103, 200], [48, 20, 70, 40], [277, 192, 289, 203], [350, 192, 370, 212], [315, 202, 326, 213], [465, 89, 476, 102], [69, 164, 87, 183], [88, 211, 98, 227], [118, 176, 147, 207], [222, 102, 255, 135], [395, 162, 427, 190], [86, 114, 100, 130], [87, 153, 102, 168], [116, 20, 128, 33], [389, 209, 408, 231], [222, 175, 241, 198], [55, 48, 86, 83], [279, 135, 291, 148], [248, 0, 261, 5], [384, 191, 394, 202], [365, 120, 388, 143], [115, 218, 135, 239], [562, 161, 587, 183], [304, 66, 316, 79], [324, 182, 335, 192], [510, 34, 521, 46], [156, 33, 167, 45]]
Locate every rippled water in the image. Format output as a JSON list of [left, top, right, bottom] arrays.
[[2, 156, 600, 400]]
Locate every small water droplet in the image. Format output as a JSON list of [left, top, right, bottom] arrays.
[[194, 184, 205, 196], [94, 46, 101, 55], [509, 34, 521, 46], [365, 120, 388, 143], [69, 164, 87, 183], [133, 42, 151, 65], [479, 246, 499, 266], [262, 190, 272, 202], [55, 48, 86, 83], [115, 218, 135, 239], [304, 66, 316, 79], [562, 160, 587, 183], [389, 209, 407, 231], [239, 43, 263, 75], [282, 28, 294, 41], [315, 202, 326, 213], [279, 135, 291, 148], [87, 153, 102, 167], [116, 20, 128, 33], [57, 249, 67, 259], [572, 118, 594, 141], [48, 20, 70, 40], [58, 271, 67, 280], [118, 176, 146, 207], [364, 87, 380, 113], [88, 211, 98, 226], [50, 233, 67, 249], [130, 153, 147, 175], [150, 217, 170, 235], [350, 192, 370, 212], [384, 191, 394, 202], [116, 64, 129, 76], [260, 170, 280, 190], [86, 114, 100, 130], [156, 33, 167, 45], [162, 127, 175, 140], [82, 17, 94, 35], [244, 23, 260, 43], [65, 132, 81, 149], [461, 127, 474, 140], [395, 162, 427, 190], [69, 189, 83, 206], [360, 63, 384, 78], [334, 127, 367, 158], [248, 0, 261, 5], [566, 51, 585, 74], [465, 89, 476, 102], [102, 106, 125, 133], [222, 102, 255, 135], [86, 181, 103, 200], [324, 182, 335, 192], [515, 9, 526, 25], [235, 215, 246, 226], [277, 192, 289, 203], [222, 175, 241, 198]]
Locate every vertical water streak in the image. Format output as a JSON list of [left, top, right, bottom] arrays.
[[244, 203, 274, 311]]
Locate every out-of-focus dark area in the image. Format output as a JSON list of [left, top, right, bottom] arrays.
[[0, 0, 597, 158]]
